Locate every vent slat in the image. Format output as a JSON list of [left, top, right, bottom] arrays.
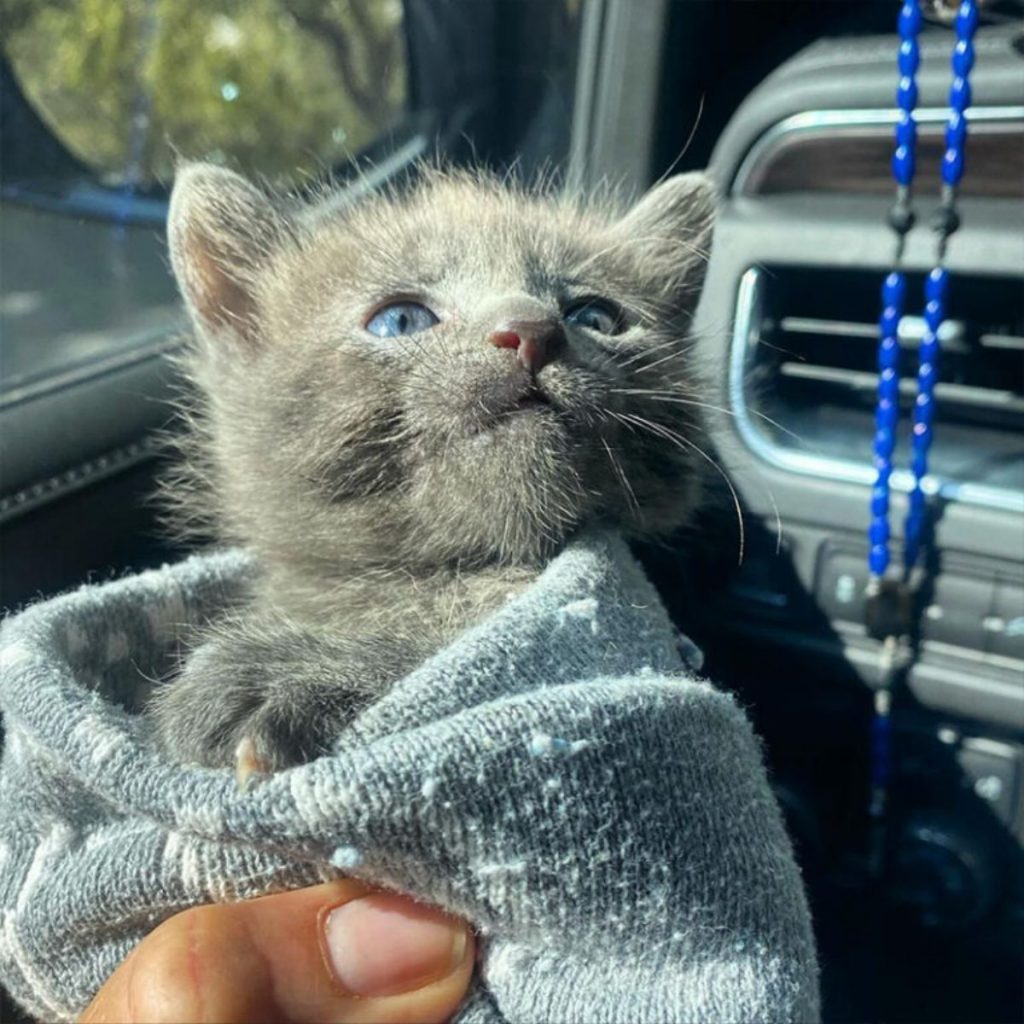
[[780, 316, 876, 339], [778, 363, 1024, 414], [980, 333, 1024, 352], [778, 315, 968, 350]]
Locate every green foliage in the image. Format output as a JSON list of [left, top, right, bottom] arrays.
[[4, 0, 407, 187]]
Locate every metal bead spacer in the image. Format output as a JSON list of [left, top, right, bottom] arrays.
[[931, 203, 961, 237], [887, 203, 916, 236]]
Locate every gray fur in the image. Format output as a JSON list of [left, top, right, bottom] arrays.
[[152, 164, 716, 770]]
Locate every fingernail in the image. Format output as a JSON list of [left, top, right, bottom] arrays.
[[323, 893, 469, 997]]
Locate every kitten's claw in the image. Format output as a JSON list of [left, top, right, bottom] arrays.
[[234, 736, 271, 790]]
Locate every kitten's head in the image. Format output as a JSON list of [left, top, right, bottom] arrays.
[[166, 164, 715, 574]]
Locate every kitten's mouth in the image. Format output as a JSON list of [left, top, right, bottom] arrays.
[[502, 385, 556, 423], [513, 386, 552, 411], [466, 375, 559, 436]]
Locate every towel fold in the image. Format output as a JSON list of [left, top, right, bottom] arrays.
[[0, 532, 818, 1022]]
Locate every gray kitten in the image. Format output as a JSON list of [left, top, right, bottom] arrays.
[[151, 163, 715, 783]]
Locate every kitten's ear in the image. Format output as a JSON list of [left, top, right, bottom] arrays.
[[168, 163, 290, 347], [613, 172, 716, 308]]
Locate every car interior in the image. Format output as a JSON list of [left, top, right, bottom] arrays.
[[2, 1, 1022, 1020]]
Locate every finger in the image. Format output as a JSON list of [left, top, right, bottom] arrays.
[[79, 879, 475, 1024]]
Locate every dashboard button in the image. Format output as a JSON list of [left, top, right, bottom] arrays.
[[817, 553, 870, 625], [957, 738, 1022, 830], [984, 583, 1024, 663], [920, 574, 994, 653]]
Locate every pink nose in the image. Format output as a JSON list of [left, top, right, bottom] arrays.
[[487, 320, 564, 374]]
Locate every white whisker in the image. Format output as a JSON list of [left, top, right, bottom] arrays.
[[610, 410, 745, 565], [599, 436, 640, 517], [609, 388, 805, 444]]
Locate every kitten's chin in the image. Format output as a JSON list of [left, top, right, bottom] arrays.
[[456, 403, 573, 468], [407, 414, 587, 567]]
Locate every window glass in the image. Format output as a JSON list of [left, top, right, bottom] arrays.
[[0, 206, 183, 393], [1, 0, 412, 395], [4, 0, 408, 188]]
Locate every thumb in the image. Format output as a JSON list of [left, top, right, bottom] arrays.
[[79, 879, 475, 1023]]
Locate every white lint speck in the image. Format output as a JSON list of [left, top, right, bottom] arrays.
[[331, 845, 363, 870], [557, 597, 600, 635], [421, 776, 439, 799], [477, 858, 526, 877], [528, 733, 554, 756], [528, 734, 589, 758]]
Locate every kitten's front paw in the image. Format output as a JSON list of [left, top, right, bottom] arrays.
[[229, 705, 322, 789], [234, 735, 273, 790], [231, 723, 315, 789], [151, 627, 374, 777]]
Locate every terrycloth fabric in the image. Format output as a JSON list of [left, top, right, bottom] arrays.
[[0, 533, 819, 1023]]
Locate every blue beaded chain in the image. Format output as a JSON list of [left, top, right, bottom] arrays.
[[868, 0, 978, 584], [865, 0, 978, 877]]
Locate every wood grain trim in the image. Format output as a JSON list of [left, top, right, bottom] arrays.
[[743, 121, 1024, 199]]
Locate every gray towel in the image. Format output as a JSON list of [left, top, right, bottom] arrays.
[[0, 532, 818, 1022]]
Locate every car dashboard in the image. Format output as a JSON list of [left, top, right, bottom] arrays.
[[675, 22, 1023, 1022]]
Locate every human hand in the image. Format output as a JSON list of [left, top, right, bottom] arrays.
[[79, 879, 474, 1023]]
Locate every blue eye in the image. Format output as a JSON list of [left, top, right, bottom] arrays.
[[365, 301, 440, 338], [564, 299, 623, 335]]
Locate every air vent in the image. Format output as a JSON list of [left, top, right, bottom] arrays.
[[730, 266, 1024, 511]]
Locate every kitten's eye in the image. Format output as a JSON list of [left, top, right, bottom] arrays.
[[365, 301, 440, 338], [563, 299, 623, 335]]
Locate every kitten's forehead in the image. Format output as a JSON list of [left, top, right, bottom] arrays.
[[328, 176, 608, 296]]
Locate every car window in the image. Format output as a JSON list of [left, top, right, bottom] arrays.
[[4, 0, 408, 189], [0, 0, 413, 399]]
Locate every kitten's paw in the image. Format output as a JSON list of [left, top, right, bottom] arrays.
[[231, 709, 318, 787], [234, 735, 273, 791]]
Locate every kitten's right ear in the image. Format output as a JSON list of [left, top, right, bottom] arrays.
[[610, 172, 716, 310], [168, 164, 289, 347]]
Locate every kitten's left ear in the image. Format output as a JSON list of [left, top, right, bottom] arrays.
[[613, 172, 716, 308]]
